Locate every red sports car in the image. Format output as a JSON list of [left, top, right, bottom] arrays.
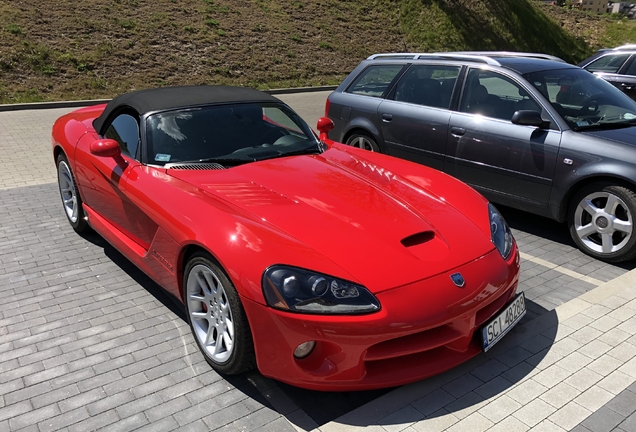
[[52, 85, 522, 391]]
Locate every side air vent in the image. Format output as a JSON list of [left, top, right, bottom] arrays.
[[166, 163, 226, 170], [401, 231, 435, 248]]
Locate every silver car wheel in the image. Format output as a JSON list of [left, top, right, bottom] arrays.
[[346, 133, 380, 152], [57, 160, 79, 223], [574, 191, 633, 254], [186, 264, 235, 363]]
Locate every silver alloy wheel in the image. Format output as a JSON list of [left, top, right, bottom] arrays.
[[58, 160, 79, 223], [186, 264, 235, 363], [348, 136, 377, 151], [574, 191, 633, 254]]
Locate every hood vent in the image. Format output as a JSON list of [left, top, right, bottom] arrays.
[[401, 231, 435, 248], [166, 163, 226, 170]]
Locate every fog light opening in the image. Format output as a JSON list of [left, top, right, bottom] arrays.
[[294, 341, 316, 359]]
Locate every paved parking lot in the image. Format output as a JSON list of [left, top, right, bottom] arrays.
[[1, 94, 636, 432]]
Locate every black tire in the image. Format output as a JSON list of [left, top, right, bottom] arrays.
[[56, 153, 90, 233], [568, 183, 636, 263], [345, 131, 381, 152], [183, 252, 255, 375]]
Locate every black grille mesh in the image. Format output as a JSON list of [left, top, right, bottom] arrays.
[[167, 163, 225, 170]]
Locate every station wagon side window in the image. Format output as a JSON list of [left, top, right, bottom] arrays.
[[393, 65, 460, 109], [104, 113, 140, 159], [460, 69, 541, 121], [585, 54, 631, 73], [625, 58, 636, 76], [346, 65, 404, 98]]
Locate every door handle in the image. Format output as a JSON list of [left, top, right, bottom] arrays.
[[381, 113, 393, 122], [451, 127, 466, 136]]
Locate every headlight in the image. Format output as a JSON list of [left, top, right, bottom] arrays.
[[262, 265, 380, 314], [489, 203, 513, 259]]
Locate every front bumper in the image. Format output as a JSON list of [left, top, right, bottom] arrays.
[[243, 246, 520, 391]]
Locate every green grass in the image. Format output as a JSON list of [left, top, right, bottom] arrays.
[[1, 0, 636, 103]]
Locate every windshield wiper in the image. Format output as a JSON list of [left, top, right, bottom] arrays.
[[255, 147, 323, 161]]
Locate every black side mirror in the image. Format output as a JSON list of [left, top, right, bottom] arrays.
[[511, 110, 545, 128]]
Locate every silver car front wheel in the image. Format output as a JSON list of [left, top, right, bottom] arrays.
[[184, 252, 255, 374], [569, 184, 636, 262]]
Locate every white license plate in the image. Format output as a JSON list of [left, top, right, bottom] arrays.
[[482, 293, 526, 352]]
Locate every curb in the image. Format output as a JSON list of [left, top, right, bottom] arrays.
[[0, 85, 338, 112]]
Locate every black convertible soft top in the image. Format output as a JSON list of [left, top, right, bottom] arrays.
[[93, 85, 280, 135]]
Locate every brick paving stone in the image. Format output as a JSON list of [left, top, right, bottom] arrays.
[[4, 381, 51, 405], [442, 374, 484, 399], [574, 386, 615, 412], [531, 419, 566, 431], [31, 384, 81, 409], [38, 406, 90, 432], [587, 355, 625, 377], [578, 339, 614, 360], [548, 402, 592, 430], [478, 394, 522, 423], [619, 356, 636, 379], [540, 382, 582, 409], [446, 412, 493, 432], [174, 400, 223, 427], [513, 398, 557, 427], [146, 395, 192, 422], [9, 403, 61, 430], [87, 390, 136, 416], [443, 391, 489, 420], [202, 401, 252, 430], [580, 405, 626, 432], [618, 411, 636, 431], [605, 388, 636, 417], [102, 412, 149, 432], [136, 416, 180, 432], [256, 417, 299, 432], [507, 379, 549, 405], [534, 364, 574, 389]]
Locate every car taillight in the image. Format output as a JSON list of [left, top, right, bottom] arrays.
[[324, 98, 331, 117]]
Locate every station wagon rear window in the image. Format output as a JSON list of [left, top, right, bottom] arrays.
[[346, 65, 404, 97]]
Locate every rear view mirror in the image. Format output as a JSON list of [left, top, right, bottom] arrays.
[[316, 117, 335, 141], [90, 139, 122, 158]]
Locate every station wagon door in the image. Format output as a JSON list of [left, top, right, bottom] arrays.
[[444, 68, 561, 209], [376, 64, 460, 171]]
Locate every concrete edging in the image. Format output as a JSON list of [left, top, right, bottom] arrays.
[[0, 85, 338, 112]]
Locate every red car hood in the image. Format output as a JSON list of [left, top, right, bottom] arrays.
[[167, 149, 495, 292]]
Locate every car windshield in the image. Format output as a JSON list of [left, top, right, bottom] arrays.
[[145, 102, 321, 166], [524, 68, 636, 131]]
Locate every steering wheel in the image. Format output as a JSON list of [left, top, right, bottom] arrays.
[[578, 95, 610, 116], [262, 128, 289, 145], [272, 135, 302, 147]]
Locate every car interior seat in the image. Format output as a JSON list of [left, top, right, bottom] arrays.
[[466, 84, 496, 117]]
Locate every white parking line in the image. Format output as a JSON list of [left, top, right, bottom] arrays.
[[520, 252, 604, 286]]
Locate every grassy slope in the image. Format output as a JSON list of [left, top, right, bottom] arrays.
[[0, 0, 634, 103]]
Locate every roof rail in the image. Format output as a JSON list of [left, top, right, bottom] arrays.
[[612, 44, 636, 50], [436, 51, 566, 63], [366, 53, 501, 66]]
